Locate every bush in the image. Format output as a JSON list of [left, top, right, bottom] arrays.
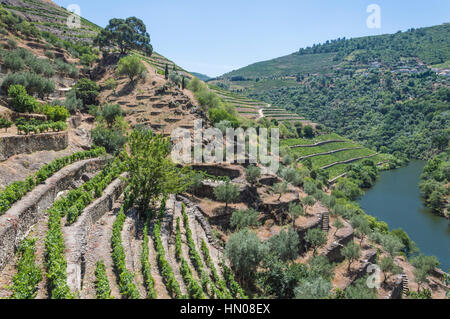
[[63, 90, 83, 114], [230, 208, 260, 230], [116, 55, 146, 82], [0, 116, 12, 131], [37, 104, 70, 122], [2, 50, 25, 72], [8, 84, 37, 113], [100, 104, 123, 127], [91, 126, 127, 154], [73, 78, 100, 107]]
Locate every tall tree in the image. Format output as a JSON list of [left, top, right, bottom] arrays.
[[95, 17, 153, 56], [123, 129, 192, 214]]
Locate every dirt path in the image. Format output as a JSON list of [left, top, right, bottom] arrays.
[[122, 209, 146, 298], [79, 206, 121, 299], [160, 197, 187, 295], [146, 233, 171, 299]]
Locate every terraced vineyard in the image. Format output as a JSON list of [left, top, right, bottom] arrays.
[[0, 154, 241, 299], [2, 0, 101, 41], [282, 133, 395, 180], [208, 85, 268, 120]]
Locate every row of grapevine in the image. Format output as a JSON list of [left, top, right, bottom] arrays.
[[200, 239, 233, 298], [9, 238, 42, 299], [141, 218, 157, 299], [44, 158, 122, 299], [153, 197, 183, 298], [66, 158, 124, 224], [94, 261, 113, 299], [222, 264, 247, 299], [111, 206, 141, 299], [174, 216, 205, 299], [0, 147, 106, 215], [181, 204, 227, 299]]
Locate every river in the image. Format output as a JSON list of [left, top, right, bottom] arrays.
[[358, 160, 450, 271]]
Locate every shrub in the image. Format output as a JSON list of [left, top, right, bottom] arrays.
[[2, 50, 25, 72], [37, 104, 70, 122], [0, 116, 12, 131], [91, 126, 127, 154], [73, 78, 100, 107], [214, 180, 240, 211], [8, 84, 37, 113], [245, 165, 261, 186], [225, 229, 264, 284], [230, 208, 260, 230], [116, 55, 146, 82], [63, 90, 83, 114], [100, 104, 123, 127]]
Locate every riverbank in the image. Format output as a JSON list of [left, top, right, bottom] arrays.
[[358, 160, 450, 272]]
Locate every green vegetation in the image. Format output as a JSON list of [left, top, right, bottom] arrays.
[[124, 129, 192, 214], [153, 201, 182, 298], [95, 17, 153, 56], [141, 217, 157, 299], [111, 205, 140, 299], [230, 208, 260, 230], [0, 147, 105, 215], [9, 238, 42, 299], [94, 261, 113, 299], [419, 150, 449, 217], [214, 181, 240, 211], [116, 55, 146, 82]]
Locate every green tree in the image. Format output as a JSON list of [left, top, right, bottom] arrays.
[[379, 256, 402, 283], [267, 228, 300, 262], [225, 229, 264, 284], [214, 180, 240, 212], [230, 208, 260, 230], [303, 196, 316, 215], [100, 104, 123, 127], [350, 215, 371, 246], [303, 125, 314, 138], [274, 181, 288, 201], [73, 78, 100, 107], [305, 228, 327, 256], [342, 242, 361, 272], [333, 218, 345, 237], [95, 17, 153, 55], [116, 55, 146, 82], [295, 277, 332, 299], [381, 234, 404, 258], [245, 165, 261, 187], [410, 255, 439, 292], [288, 202, 304, 228], [123, 129, 193, 213], [164, 64, 169, 80]]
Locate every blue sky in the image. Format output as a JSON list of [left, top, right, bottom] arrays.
[[54, 0, 449, 77]]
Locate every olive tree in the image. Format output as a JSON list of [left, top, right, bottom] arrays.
[[214, 181, 240, 212]]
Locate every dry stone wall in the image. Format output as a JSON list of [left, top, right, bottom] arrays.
[[0, 131, 69, 161]]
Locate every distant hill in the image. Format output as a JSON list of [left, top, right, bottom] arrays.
[[221, 23, 450, 80], [191, 72, 211, 81], [213, 23, 450, 160], [0, 0, 101, 42]]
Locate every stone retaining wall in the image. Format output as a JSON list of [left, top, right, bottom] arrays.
[[0, 158, 106, 271], [0, 131, 69, 161], [321, 220, 354, 263], [65, 173, 128, 292]]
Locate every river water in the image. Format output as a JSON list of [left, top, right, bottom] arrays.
[[358, 160, 450, 271]]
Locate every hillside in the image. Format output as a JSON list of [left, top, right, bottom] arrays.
[[212, 23, 450, 160], [0, 0, 448, 302]]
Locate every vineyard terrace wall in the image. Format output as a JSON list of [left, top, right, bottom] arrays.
[[0, 131, 69, 161], [65, 173, 128, 292], [0, 157, 106, 271]]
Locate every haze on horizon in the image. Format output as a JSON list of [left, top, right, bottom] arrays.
[[54, 0, 450, 77]]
